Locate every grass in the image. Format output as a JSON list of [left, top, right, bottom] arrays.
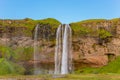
[[0, 74, 120, 80], [70, 23, 94, 37], [0, 18, 61, 37], [75, 56, 120, 74], [79, 19, 106, 24], [0, 45, 34, 61], [0, 58, 25, 75], [98, 28, 112, 39]]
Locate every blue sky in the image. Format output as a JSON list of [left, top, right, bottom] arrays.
[[0, 0, 120, 23]]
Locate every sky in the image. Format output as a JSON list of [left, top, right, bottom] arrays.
[[0, 0, 120, 23]]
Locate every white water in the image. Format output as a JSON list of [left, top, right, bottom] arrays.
[[54, 24, 72, 75], [34, 24, 40, 75], [54, 25, 62, 74], [34, 24, 54, 75]]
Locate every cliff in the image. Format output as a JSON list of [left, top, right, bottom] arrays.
[[0, 18, 120, 74]]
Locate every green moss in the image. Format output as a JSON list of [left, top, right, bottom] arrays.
[[0, 18, 61, 37], [80, 19, 106, 24], [71, 19, 106, 26], [14, 47, 33, 61], [0, 45, 15, 60], [71, 23, 94, 37], [111, 18, 120, 23], [98, 29, 112, 39], [0, 18, 120, 37], [0, 45, 34, 62]]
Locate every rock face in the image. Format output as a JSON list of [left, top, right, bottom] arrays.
[[0, 35, 119, 68], [82, 55, 108, 67], [0, 18, 120, 68], [72, 36, 120, 67], [0, 37, 34, 47]]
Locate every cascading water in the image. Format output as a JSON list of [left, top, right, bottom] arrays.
[[34, 24, 40, 75], [34, 24, 54, 75], [61, 24, 72, 74], [54, 24, 72, 75], [54, 25, 62, 74]]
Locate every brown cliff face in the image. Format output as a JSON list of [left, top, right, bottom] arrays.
[[0, 18, 120, 68], [71, 18, 120, 67], [72, 37, 118, 67]]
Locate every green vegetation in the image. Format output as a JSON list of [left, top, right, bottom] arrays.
[[0, 45, 33, 61], [0, 45, 15, 60], [98, 29, 112, 39], [36, 18, 61, 28], [0, 58, 25, 75], [14, 47, 33, 61], [0, 18, 61, 29], [70, 23, 94, 37], [0, 74, 120, 80], [70, 19, 116, 38], [0, 45, 34, 75], [80, 19, 106, 24], [75, 56, 120, 74], [111, 18, 120, 22], [70, 19, 109, 37], [0, 18, 120, 37], [0, 18, 61, 37]]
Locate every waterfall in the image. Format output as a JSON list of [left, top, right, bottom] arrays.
[[34, 24, 53, 75], [34, 24, 40, 75], [54, 24, 72, 75], [54, 24, 62, 74]]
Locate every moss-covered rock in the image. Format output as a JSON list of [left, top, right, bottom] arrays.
[[0, 18, 61, 37]]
